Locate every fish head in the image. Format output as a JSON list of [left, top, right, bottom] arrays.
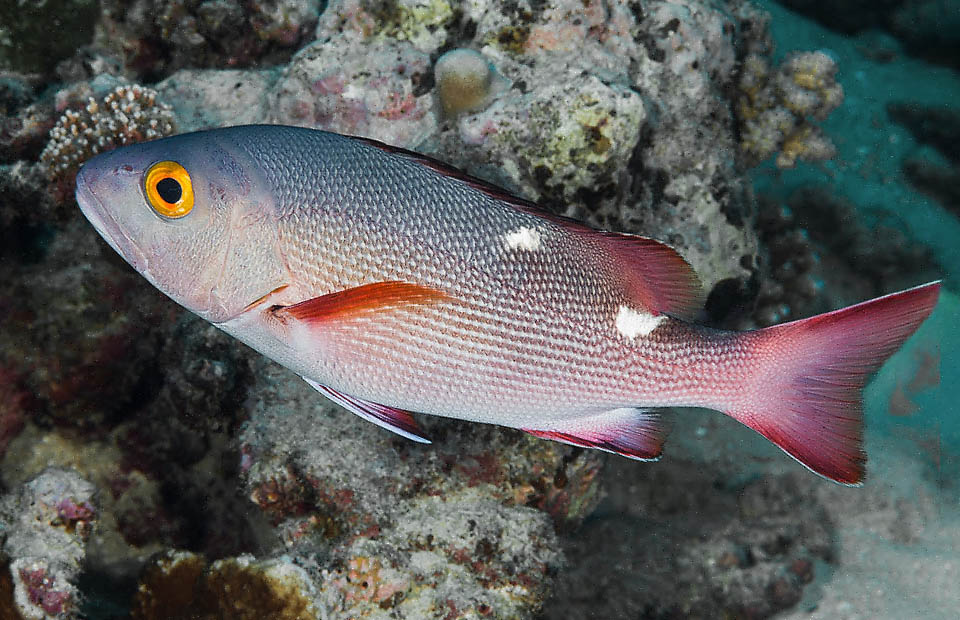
[[75, 130, 287, 323]]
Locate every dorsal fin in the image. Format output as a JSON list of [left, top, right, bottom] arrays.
[[596, 232, 704, 320], [353, 135, 584, 226], [354, 136, 704, 318]]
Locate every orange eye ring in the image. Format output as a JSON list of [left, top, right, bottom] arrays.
[[144, 160, 194, 218]]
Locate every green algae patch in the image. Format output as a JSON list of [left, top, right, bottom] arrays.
[[366, 0, 456, 50]]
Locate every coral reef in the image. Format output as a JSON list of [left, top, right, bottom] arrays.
[[316, 0, 458, 52], [887, 101, 960, 161], [902, 157, 960, 217], [0, 367, 29, 461], [0, 210, 258, 579], [131, 551, 319, 620], [267, 35, 436, 145], [0, 76, 61, 245], [233, 359, 587, 618], [157, 69, 280, 132], [542, 459, 835, 619], [422, 0, 768, 296], [0, 218, 171, 431], [0, 468, 96, 619], [737, 50, 843, 168], [782, 187, 941, 307], [752, 196, 820, 326], [49, 0, 796, 301], [118, 312, 261, 560], [95, 0, 323, 79], [747, 188, 941, 327], [1, 77, 55, 164], [6, 1, 943, 618]]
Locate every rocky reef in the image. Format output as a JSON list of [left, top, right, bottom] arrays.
[[0, 0, 948, 618], [0, 468, 96, 619]]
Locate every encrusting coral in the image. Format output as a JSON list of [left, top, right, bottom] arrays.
[[131, 551, 320, 620], [737, 51, 843, 168]]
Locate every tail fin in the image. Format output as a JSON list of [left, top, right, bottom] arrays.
[[727, 282, 941, 485]]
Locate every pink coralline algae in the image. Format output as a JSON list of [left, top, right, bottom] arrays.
[[54, 498, 96, 535], [267, 36, 435, 146], [18, 566, 71, 616], [0, 469, 97, 619], [378, 92, 425, 121]]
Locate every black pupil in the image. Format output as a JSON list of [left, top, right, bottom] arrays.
[[156, 177, 182, 204]]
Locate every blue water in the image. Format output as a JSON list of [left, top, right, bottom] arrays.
[[752, 0, 959, 481]]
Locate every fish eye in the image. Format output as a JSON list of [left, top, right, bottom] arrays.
[[144, 160, 194, 218]]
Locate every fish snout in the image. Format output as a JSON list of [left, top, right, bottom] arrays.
[[75, 160, 150, 273]]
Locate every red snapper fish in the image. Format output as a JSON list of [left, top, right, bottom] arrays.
[[74, 125, 940, 485]]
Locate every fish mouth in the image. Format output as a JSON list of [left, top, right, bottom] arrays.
[[75, 169, 150, 273]]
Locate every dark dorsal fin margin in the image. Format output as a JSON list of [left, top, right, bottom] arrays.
[[352, 135, 592, 230]]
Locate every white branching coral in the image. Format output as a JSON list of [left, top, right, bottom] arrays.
[[738, 51, 843, 169], [40, 84, 176, 179]]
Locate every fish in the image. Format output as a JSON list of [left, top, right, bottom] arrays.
[[74, 124, 940, 486]]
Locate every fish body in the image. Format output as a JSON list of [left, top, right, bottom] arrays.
[[75, 125, 940, 485]]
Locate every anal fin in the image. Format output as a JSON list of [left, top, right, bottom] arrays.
[[303, 377, 431, 444], [523, 408, 668, 461]]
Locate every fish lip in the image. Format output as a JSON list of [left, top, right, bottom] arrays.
[[75, 168, 150, 273]]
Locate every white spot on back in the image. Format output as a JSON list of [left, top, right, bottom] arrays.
[[503, 226, 542, 251], [615, 304, 666, 339]]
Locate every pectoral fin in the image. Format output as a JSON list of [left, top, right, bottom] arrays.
[[303, 377, 431, 444], [523, 408, 669, 460], [272, 281, 450, 326]]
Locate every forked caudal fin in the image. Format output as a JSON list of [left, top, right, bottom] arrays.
[[727, 282, 941, 485]]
